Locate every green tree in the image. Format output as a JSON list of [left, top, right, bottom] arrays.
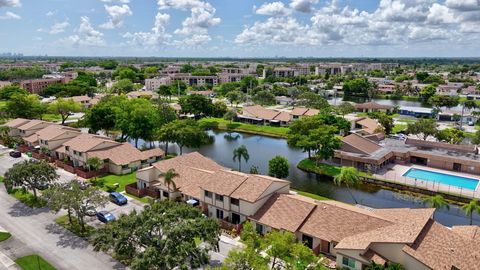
[[112, 79, 134, 93], [405, 119, 438, 140], [84, 98, 119, 135], [435, 128, 465, 144], [116, 68, 137, 81], [43, 182, 77, 225], [297, 92, 330, 110], [178, 94, 212, 118], [423, 194, 449, 220], [225, 90, 245, 108], [0, 85, 28, 100], [249, 165, 259, 174], [343, 78, 374, 98], [309, 126, 341, 163], [240, 76, 259, 92], [4, 160, 59, 199], [92, 200, 220, 270], [223, 110, 237, 123], [376, 113, 394, 135], [161, 168, 178, 191], [48, 98, 82, 125], [157, 85, 174, 100], [461, 199, 480, 225], [334, 167, 361, 204], [165, 119, 210, 155], [253, 90, 276, 106], [420, 85, 437, 101], [217, 82, 240, 96], [428, 95, 459, 109], [5, 94, 46, 119], [211, 101, 228, 118], [117, 99, 158, 147], [86, 157, 104, 179], [233, 145, 249, 171], [268, 156, 289, 179], [336, 102, 355, 117]]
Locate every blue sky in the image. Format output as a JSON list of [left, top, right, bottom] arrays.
[[0, 0, 479, 57]]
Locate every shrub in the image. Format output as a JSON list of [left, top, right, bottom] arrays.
[[105, 184, 118, 193]]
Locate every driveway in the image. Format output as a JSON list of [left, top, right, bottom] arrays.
[[0, 185, 126, 270], [86, 195, 145, 228]]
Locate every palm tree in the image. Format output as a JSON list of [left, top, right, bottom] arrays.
[[333, 167, 361, 204], [461, 199, 480, 225], [423, 194, 449, 220], [233, 145, 249, 172], [86, 157, 104, 180], [161, 168, 178, 192]]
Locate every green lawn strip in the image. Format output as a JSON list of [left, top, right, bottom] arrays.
[[15, 255, 57, 270], [292, 190, 329, 201], [392, 124, 407, 134], [0, 176, 4, 183], [10, 189, 46, 208], [396, 118, 416, 123], [92, 172, 149, 203], [55, 215, 95, 238], [297, 159, 341, 177], [41, 114, 63, 122], [0, 100, 6, 109], [198, 117, 289, 138], [0, 231, 11, 242]]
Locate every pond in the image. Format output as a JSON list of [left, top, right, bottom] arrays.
[[134, 131, 479, 227]]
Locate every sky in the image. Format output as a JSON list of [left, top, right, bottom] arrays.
[[0, 0, 479, 57]]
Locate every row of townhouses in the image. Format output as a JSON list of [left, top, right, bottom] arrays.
[[128, 152, 480, 270], [4, 118, 163, 178]]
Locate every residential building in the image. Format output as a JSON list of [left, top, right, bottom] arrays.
[[69, 95, 93, 108], [354, 102, 393, 113], [127, 90, 157, 99], [145, 77, 170, 91], [20, 72, 77, 94]]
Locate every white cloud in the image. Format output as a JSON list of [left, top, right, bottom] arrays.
[[46, 11, 55, 16], [289, 0, 318, 13], [48, 21, 70, 34], [0, 0, 21, 8], [100, 0, 129, 3], [61, 16, 105, 47], [256, 2, 292, 16], [157, 0, 211, 10], [100, 4, 132, 29], [236, 0, 480, 48], [123, 12, 171, 46], [0, 11, 20, 20]]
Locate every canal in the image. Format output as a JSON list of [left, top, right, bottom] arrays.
[[138, 130, 479, 227]]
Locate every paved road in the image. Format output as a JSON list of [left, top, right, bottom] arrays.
[[0, 186, 126, 270]]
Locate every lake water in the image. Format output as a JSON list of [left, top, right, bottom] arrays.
[[134, 130, 479, 227]]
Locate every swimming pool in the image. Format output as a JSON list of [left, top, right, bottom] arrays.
[[403, 168, 479, 191]]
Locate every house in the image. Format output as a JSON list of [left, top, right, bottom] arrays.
[[69, 95, 93, 108], [60, 133, 164, 175], [351, 117, 385, 141], [238, 105, 319, 126], [134, 152, 290, 227], [333, 133, 480, 174], [377, 84, 396, 94], [290, 107, 320, 119], [4, 118, 30, 137], [354, 102, 393, 113], [33, 125, 81, 157], [131, 152, 480, 270], [399, 106, 433, 118], [127, 90, 157, 99], [15, 120, 55, 138]]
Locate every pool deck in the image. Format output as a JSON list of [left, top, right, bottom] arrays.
[[373, 164, 480, 199]]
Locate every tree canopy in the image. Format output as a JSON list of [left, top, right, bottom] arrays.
[[48, 98, 82, 125], [5, 94, 46, 119], [268, 156, 289, 179], [92, 200, 220, 270]]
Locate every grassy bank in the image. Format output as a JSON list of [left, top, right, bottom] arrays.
[[0, 231, 11, 242], [199, 117, 289, 138], [297, 158, 340, 177], [10, 189, 46, 208], [292, 190, 329, 201], [15, 255, 56, 270], [55, 215, 95, 238]]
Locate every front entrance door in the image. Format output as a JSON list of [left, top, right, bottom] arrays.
[[453, 163, 462, 172], [302, 234, 313, 249], [231, 213, 241, 224]]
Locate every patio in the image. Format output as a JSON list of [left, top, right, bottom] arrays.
[[373, 164, 480, 199]]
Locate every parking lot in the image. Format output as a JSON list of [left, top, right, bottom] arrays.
[[86, 194, 145, 228]]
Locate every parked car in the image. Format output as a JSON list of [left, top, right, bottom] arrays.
[[96, 210, 115, 223], [9, 151, 21, 158], [109, 192, 127, 205], [468, 121, 474, 126], [85, 206, 97, 217]]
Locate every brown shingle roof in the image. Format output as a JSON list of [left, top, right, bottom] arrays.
[[35, 125, 80, 141], [356, 117, 380, 134], [299, 200, 393, 242], [230, 174, 289, 203], [291, 107, 319, 116], [62, 133, 116, 152], [451, 225, 480, 242], [242, 105, 280, 120], [341, 133, 382, 155], [4, 118, 30, 128], [17, 120, 51, 131], [202, 170, 248, 196], [251, 194, 316, 232], [354, 102, 392, 110], [88, 143, 164, 165], [24, 133, 39, 144], [153, 152, 224, 173], [403, 220, 480, 270], [405, 138, 477, 154]]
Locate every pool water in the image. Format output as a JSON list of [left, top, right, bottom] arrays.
[[403, 168, 479, 191]]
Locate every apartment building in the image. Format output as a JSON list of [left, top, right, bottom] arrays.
[[145, 77, 170, 91], [20, 72, 77, 94], [131, 152, 480, 270]]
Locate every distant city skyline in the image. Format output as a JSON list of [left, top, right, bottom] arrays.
[[0, 0, 479, 57]]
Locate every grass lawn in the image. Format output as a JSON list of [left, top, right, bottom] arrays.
[[10, 189, 46, 208], [0, 100, 6, 109], [15, 255, 56, 270], [198, 117, 289, 138], [396, 118, 416, 123], [0, 231, 11, 242], [92, 172, 150, 203], [297, 158, 341, 177], [392, 124, 407, 133], [55, 215, 95, 238], [0, 176, 3, 183], [41, 113, 63, 122], [293, 190, 329, 201]]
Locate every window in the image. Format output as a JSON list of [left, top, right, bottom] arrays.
[[255, 223, 264, 234], [216, 209, 224, 219], [162, 191, 169, 198], [231, 198, 239, 206], [216, 194, 224, 202], [65, 146, 70, 151], [342, 257, 356, 268], [204, 191, 212, 198]]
